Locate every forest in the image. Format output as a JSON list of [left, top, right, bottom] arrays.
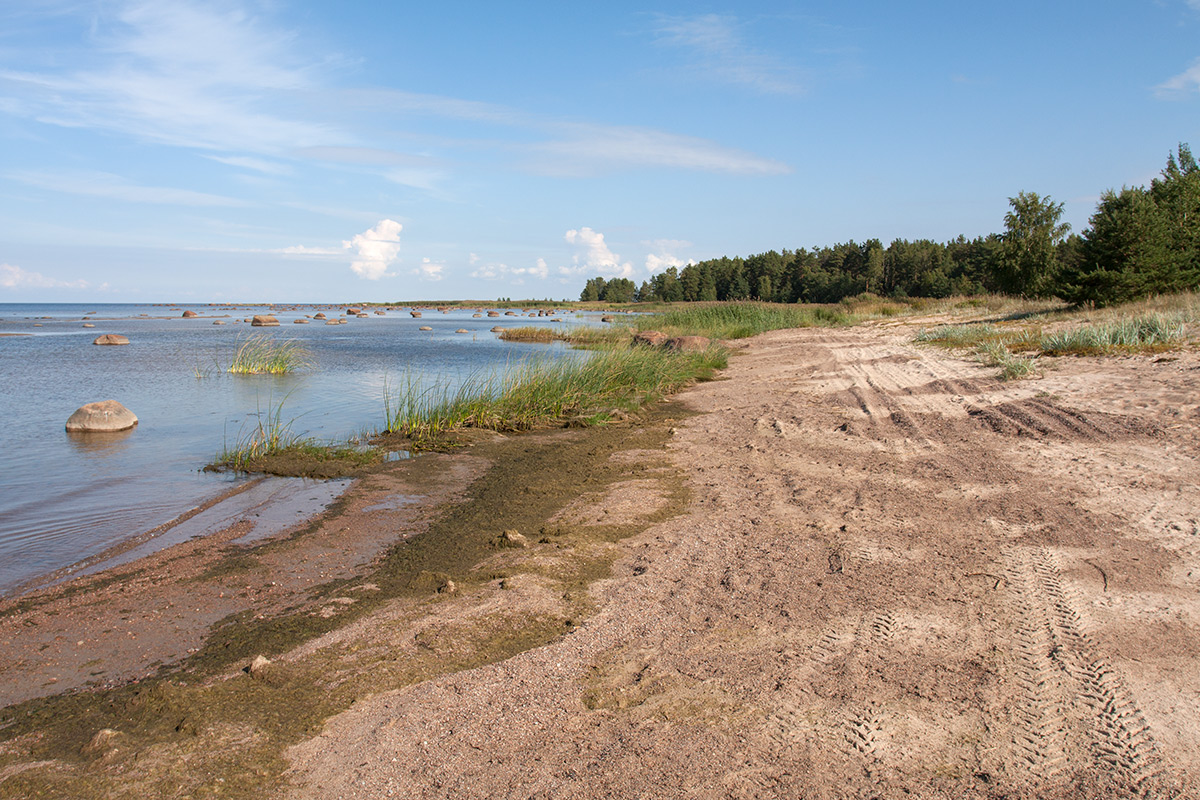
[[580, 145, 1199, 308]]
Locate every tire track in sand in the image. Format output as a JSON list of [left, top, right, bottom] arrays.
[[1005, 547, 1174, 796]]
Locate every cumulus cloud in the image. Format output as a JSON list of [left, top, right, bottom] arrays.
[[342, 219, 403, 280], [561, 227, 634, 279], [416, 257, 444, 281], [644, 238, 695, 273], [470, 257, 549, 282], [1, 263, 89, 289]]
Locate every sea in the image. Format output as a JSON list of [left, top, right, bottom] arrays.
[[0, 302, 590, 596]]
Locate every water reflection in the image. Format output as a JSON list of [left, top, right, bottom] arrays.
[[64, 427, 137, 455]]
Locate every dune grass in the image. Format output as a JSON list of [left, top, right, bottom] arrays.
[[227, 334, 312, 375], [384, 344, 726, 447], [1038, 312, 1187, 355]]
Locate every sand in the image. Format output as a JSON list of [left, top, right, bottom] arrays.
[[2, 319, 1198, 799], [286, 323, 1200, 799]]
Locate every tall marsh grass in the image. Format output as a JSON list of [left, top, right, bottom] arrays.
[[227, 334, 312, 374], [384, 345, 726, 446], [635, 302, 850, 340]]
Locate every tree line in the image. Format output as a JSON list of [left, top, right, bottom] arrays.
[[580, 145, 1199, 307]]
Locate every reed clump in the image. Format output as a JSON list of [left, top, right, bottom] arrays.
[[384, 344, 726, 447], [227, 334, 312, 374], [496, 325, 629, 347], [209, 397, 375, 475]]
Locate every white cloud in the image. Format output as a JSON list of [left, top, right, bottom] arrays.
[[416, 257, 444, 281], [274, 245, 343, 256], [0, 263, 89, 289], [8, 169, 250, 206], [0, 1, 339, 154], [342, 219, 403, 280], [532, 125, 789, 177], [470, 257, 549, 282], [205, 155, 292, 175], [561, 227, 634, 279], [649, 13, 803, 95], [1156, 58, 1200, 97], [644, 238, 696, 274]]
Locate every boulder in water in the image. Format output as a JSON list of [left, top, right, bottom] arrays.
[[92, 334, 129, 346], [66, 400, 138, 433]]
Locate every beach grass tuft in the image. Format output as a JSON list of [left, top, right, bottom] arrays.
[[1038, 312, 1187, 355], [227, 334, 312, 374]]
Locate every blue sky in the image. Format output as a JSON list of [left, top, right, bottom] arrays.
[[1, 1, 1197, 302]]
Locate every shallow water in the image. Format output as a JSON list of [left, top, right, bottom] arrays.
[[0, 302, 588, 595]]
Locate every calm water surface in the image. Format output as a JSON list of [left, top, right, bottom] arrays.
[[0, 302, 590, 595]]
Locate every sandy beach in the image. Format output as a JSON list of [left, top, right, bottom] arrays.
[[2, 318, 1199, 799]]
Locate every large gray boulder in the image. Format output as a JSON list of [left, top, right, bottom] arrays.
[[66, 400, 138, 433]]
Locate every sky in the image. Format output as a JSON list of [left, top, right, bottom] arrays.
[[1, 0, 1198, 302]]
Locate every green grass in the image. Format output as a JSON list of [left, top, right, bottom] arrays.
[[978, 342, 1037, 381], [632, 301, 851, 340], [208, 398, 377, 475], [913, 323, 1041, 351], [227, 334, 312, 374], [494, 325, 628, 347], [1038, 312, 1187, 355], [384, 344, 726, 447]]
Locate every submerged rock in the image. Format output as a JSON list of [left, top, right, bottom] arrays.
[[92, 334, 129, 346], [66, 400, 138, 432], [419, 326, 433, 331]]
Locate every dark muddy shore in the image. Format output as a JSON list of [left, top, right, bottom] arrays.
[[0, 402, 692, 798]]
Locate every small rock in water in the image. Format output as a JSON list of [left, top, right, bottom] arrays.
[[251, 314, 279, 327], [456, 328, 469, 333], [66, 400, 138, 432], [419, 326, 433, 331], [92, 334, 129, 345], [181, 310, 198, 318], [82, 323, 95, 328]]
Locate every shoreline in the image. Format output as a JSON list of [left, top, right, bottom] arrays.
[[4, 311, 1200, 798]]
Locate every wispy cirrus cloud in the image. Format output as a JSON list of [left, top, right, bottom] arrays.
[[648, 13, 804, 95], [1156, 57, 1200, 97], [0, 1, 790, 185], [531, 124, 789, 177], [0, 0, 339, 154], [8, 169, 250, 206]]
